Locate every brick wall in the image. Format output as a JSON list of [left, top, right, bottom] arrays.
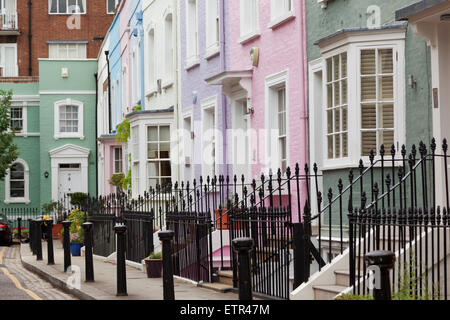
[[0, 0, 114, 77]]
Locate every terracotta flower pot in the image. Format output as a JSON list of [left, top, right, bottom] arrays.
[[214, 209, 229, 230], [145, 259, 163, 278], [52, 224, 63, 239]]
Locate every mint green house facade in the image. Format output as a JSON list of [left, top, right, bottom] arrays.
[[0, 59, 98, 211], [305, 0, 433, 242]]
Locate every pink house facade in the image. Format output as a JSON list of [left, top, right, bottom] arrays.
[[206, 0, 308, 222]]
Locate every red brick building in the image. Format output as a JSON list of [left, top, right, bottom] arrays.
[[0, 0, 117, 77]]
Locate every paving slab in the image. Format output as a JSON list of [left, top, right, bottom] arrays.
[[20, 241, 238, 300]]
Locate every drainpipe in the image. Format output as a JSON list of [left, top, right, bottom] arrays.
[[94, 73, 99, 197], [28, 0, 32, 76], [105, 50, 112, 134], [220, 0, 229, 178]]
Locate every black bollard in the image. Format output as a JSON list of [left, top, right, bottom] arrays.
[[46, 219, 55, 265], [158, 230, 175, 300], [365, 251, 396, 300], [82, 222, 94, 282], [35, 219, 43, 261], [29, 219, 36, 254], [114, 223, 127, 296], [232, 237, 254, 300], [62, 221, 72, 272], [17, 218, 22, 243]]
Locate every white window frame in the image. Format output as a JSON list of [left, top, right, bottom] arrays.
[[131, 125, 139, 163], [48, 43, 87, 60], [107, 0, 119, 14], [264, 69, 289, 175], [4, 158, 30, 204], [146, 26, 157, 96], [0, 43, 18, 77], [146, 125, 172, 189], [317, 30, 406, 170], [163, 10, 174, 86], [205, 0, 220, 59], [113, 146, 123, 174], [54, 99, 84, 140], [239, 0, 260, 44], [48, 0, 86, 14], [122, 65, 128, 113], [201, 96, 219, 179], [9, 105, 27, 134], [269, 0, 295, 29], [185, 0, 200, 69]]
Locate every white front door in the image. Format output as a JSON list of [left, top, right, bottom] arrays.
[[58, 164, 82, 201]]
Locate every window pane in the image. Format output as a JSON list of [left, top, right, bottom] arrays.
[[361, 104, 376, 129], [58, 0, 67, 13], [334, 108, 340, 132], [380, 130, 394, 148], [342, 107, 348, 131], [341, 53, 347, 78], [68, 0, 77, 12], [160, 161, 172, 177], [361, 77, 376, 101], [279, 137, 287, 161], [341, 80, 347, 105], [380, 76, 393, 101], [50, 0, 58, 12], [334, 82, 340, 106], [11, 164, 24, 179], [361, 49, 376, 75], [379, 49, 393, 74], [58, 44, 67, 58], [160, 126, 170, 141], [327, 84, 333, 108], [326, 58, 332, 83], [335, 134, 341, 158], [148, 126, 158, 142], [78, 0, 85, 12], [342, 133, 348, 157], [380, 104, 394, 129], [327, 110, 333, 134], [160, 143, 170, 159], [361, 131, 377, 156], [147, 162, 159, 177], [147, 143, 158, 159], [333, 55, 340, 81], [327, 136, 333, 159]]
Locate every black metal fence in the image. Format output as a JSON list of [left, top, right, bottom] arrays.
[[343, 139, 450, 300]]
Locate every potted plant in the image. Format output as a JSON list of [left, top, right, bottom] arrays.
[[61, 209, 87, 256], [144, 252, 163, 278], [70, 192, 89, 211], [108, 173, 125, 193], [214, 196, 242, 230], [42, 201, 66, 239]]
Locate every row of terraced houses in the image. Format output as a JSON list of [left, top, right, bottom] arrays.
[[2, 0, 450, 300]]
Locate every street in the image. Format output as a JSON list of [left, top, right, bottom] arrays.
[[0, 244, 76, 300]]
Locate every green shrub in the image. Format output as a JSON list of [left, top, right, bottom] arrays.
[[70, 192, 89, 207], [147, 252, 162, 260]]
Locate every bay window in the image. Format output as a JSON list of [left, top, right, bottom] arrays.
[[314, 27, 406, 168]]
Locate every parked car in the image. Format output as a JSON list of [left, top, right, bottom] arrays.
[[0, 214, 13, 246]]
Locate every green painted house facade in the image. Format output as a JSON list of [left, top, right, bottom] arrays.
[[305, 0, 433, 239], [0, 59, 98, 212]]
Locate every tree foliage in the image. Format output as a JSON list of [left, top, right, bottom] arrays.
[[0, 90, 19, 180]]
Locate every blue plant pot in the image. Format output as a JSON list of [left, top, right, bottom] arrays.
[[70, 243, 83, 256]]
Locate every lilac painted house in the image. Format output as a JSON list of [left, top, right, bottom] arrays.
[[179, 0, 229, 182]]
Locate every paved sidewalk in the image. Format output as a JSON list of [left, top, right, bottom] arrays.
[[20, 241, 238, 300]]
